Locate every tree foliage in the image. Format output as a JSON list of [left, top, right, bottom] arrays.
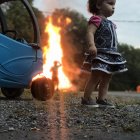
[[50, 8, 87, 66], [110, 44, 140, 91], [52, 9, 140, 91], [2, 0, 45, 42], [43, 8, 140, 91], [3, 4, 140, 91]]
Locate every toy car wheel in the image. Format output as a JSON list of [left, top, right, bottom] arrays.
[[1, 88, 24, 99], [31, 77, 54, 101]]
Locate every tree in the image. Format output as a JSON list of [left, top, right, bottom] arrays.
[[110, 44, 140, 91], [2, 0, 45, 42], [4, 2, 140, 91], [42, 8, 88, 88], [43, 8, 140, 91], [50, 8, 87, 66]]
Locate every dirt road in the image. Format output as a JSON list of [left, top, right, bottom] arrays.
[[0, 90, 140, 140]]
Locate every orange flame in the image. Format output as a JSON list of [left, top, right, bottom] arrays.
[[42, 16, 72, 89], [66, 17, 71, 24]]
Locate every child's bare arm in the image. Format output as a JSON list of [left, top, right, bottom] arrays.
[[56, 61, 61, 67], [87, 24, 97, 56], [58, 64, 61, 67]]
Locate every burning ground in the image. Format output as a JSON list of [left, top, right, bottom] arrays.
[[0, 90, 140, 140]]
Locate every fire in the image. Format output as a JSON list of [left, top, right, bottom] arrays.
[[66, 17, 71, 24], [32, 73, 45, 81], [42, 16, 72, 89]]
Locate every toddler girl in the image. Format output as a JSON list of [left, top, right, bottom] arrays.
[[81, 0, 127, 107]]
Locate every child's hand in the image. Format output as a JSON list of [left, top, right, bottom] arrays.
[[88, 46, 97, 57]]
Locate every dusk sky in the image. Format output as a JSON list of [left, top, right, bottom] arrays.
[[34, 0, 140, 48]]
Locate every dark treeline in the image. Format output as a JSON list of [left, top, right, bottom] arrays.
[[110, 44, 140, 91], [1, 0, 45, 42], [49, 9, 140, 91], [53, 9, 140, 91], [2, 1, 140, 91]]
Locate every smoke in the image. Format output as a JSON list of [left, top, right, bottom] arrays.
[[34, 0, 88, 17], [34, 0, 75, 9]]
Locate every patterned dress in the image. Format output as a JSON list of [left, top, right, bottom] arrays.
[[82, 16, 128, 74]]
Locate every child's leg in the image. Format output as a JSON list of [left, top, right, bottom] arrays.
[[56, 81, 59, 91], [84, 71, 101, 100], [98, 72, 112, 100]]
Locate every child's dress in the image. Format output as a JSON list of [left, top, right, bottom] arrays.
[[82, 16, 128, 74]]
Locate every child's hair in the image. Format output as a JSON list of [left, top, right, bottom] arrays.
[[88, 0, 104, 14], [54, 61, 58, 65]]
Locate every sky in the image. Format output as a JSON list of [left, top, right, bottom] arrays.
[[34, 0, 140, 48]]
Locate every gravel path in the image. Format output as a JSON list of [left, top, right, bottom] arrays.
[[0, 90, 140, 140]]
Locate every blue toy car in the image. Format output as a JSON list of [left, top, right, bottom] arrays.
[[0, 0, 54, 100]]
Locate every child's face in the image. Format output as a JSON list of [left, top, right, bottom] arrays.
[[99, 0, 116, 17]]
